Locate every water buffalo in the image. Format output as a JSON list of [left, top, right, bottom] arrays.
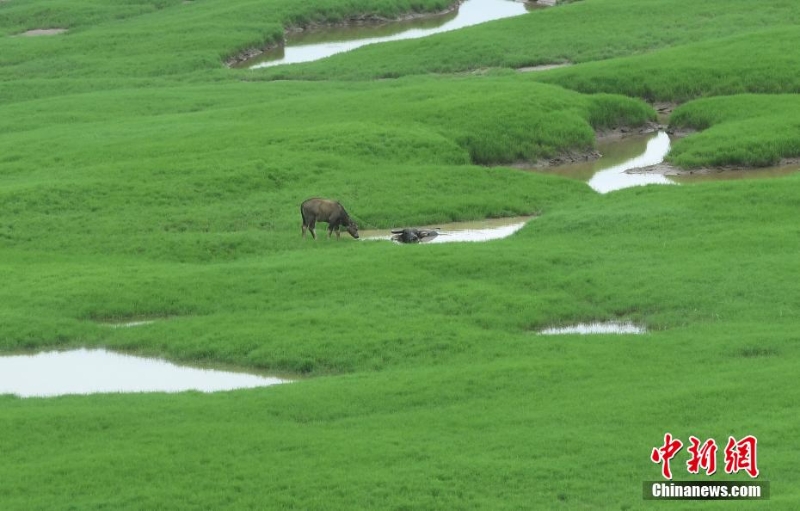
[[391, 228, 440, 243], [301, 198, 359, 240]]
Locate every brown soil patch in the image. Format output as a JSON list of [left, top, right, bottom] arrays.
[[19, 28, 67, 36], [595, 121, 664, 142], [509, 149, 602, 170], [650, 101, 680, 124], [510, 122, 665, 169]]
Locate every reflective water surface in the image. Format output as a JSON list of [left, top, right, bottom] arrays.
[[535, 131, 674, 193], [538, 322, 646, 335], [247, 0, 532, 68], [360, 216, 533, 243], [0, 349, 288, 398], [538, 131, 800, 191]]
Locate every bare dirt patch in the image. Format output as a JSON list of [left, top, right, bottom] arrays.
[[509, 148, 602, 170], [650, 101, 680, 124]]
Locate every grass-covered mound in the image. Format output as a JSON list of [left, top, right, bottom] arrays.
[[0, 76, 651, 264], [3, 173, 799, 510], [532, 26, 800, 101], [666, 95, 800, 168], [251, 0, 800, 81], [0, 0, 453, 100]]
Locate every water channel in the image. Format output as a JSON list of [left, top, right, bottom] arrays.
[[362, 130, 799, 242], [0, 349, 288, 398], [242, 0, 536, 69], [362, 131, 675, 242], [538, 322, 646, 335], [539, 131, 674, 194]]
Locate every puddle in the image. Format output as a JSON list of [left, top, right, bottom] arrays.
[[360, 215, 533, 243], [538, 322, 646, 335], [244, 0, 532, 69], [516, 63, 572, 72], [0, 349, 289, 398], [105, 320, 157, 328], [534, 131, 674, 193], [18, 28, 67, 36]]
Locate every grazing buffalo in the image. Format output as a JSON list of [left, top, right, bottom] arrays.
[[301, 198, 359, 240], [391, 228, 440, 244]]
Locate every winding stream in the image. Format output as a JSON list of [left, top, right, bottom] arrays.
[[362, 132, 675, 242], [244, 0, 534, 69], [535, 131, 674, 194]]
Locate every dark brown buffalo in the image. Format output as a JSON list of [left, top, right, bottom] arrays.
[[391, 228, 440, 243], [301, 198, 359, 240]]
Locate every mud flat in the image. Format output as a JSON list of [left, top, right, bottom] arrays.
[[627, 158, 800, 178]]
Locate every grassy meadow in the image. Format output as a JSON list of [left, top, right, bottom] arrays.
[[1, 0, 799, 509]]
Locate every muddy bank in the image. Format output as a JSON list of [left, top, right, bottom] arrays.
[[512, 122, 663, 170], [627, 158, 800, 177], [225, 1, 463, 67], [288, 2, 463, 31]]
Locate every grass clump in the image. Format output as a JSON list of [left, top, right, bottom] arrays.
[[667, 95, 800, 168], [252, 0, 800, 82], [533, 26, 800, 102]]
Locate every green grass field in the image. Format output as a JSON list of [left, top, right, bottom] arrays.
[[1, 0, 799, 509]]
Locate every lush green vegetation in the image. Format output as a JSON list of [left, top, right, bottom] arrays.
[[252, 0, 800, 82], [532, 26, 800, 102], [2, 0, 799, 509], [665, 95, 800, 168]]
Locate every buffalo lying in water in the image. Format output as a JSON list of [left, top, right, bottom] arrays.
[[301, 198, 359, 240], [391, 228, 440, 243]]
